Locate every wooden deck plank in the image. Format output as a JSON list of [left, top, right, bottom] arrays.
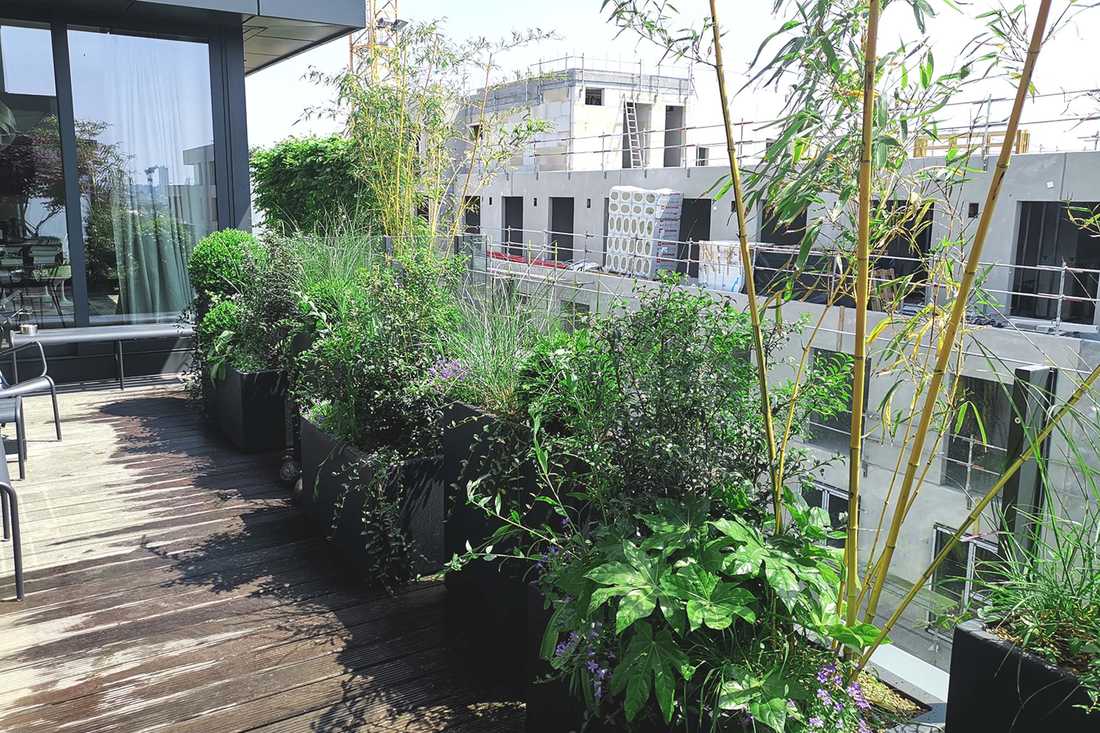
[[0, 380, 523, 732]]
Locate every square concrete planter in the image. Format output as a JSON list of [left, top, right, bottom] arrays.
[[211, 365, 287, 453], [946, 620, 1099, 732], [299, 417, 444, 576]]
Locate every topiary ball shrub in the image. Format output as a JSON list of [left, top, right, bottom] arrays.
[[198, 299, 241, 348], [189, 229, 265, 299]]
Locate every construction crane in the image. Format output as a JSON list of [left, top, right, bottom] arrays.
[[348, 0, 405, 79]]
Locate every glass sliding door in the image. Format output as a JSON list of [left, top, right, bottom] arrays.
[[0, 21, 74, 329], [68, 29, 216, 325]]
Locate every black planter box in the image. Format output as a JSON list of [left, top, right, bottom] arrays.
[[946, 620, 1099, 732], [212, 365, 286, 453], [525, 585, 589, 733], [441, 402, 535, 686], [299, 417, 444, 575]]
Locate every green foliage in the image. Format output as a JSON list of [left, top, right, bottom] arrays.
[[515, 279, 847, 525], [307, 20, 552, 237], [196, 299, 264, 379], [188, 229, 264, 300], [973, 506, 1100, 713], [295, 243, 463, 451], [434, 283, 563, 417], [525, 498, 881, 730], [250, 136, 378, 235], [455, 281, 865, 729]]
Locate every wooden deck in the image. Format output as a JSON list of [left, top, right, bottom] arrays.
[[0, 380, 524, 732]]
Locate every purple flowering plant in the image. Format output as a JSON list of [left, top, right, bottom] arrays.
[[803, 661, 874, 733]]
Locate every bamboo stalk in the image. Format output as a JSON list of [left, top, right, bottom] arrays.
[[863, 0, 1053, 622], [708, 0, 783, 532], [845, 0, 880, 626], [856, 360, 1100, 671]]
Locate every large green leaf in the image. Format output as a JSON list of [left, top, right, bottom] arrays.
[[611, 623, 692, 722], [586, 542, 662, 633], [764, 559, 801, 610], [749, 697, 789, 732], [617, 587, 658, 633], [587, 561, 644, 587], [664, 566, 756, 631]]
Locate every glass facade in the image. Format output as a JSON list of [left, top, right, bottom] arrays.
[[0, 22, 74, 328], [0, 20, 218, 330], [69, 29, 216, 325]]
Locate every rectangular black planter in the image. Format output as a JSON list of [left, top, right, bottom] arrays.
[[440, 402, 535, 688], [946, 620, 1099, 732], [212, 365, 286, 453], [299, 417, 443, 575]]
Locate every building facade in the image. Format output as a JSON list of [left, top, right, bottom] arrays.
[[0, 0, 363, 332], [462, 60, 1100, 674]]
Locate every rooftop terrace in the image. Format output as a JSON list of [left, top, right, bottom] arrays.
[[0, 381, 523, 733]]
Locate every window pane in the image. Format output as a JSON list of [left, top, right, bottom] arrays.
[[0, 22, 75, 329], [826, 494, 850, 549], [808, 349, 856, 453], [68, 29, 216, 325], [945, 376, 1011, 496], [931, 529, 969, 614], [971, 542, 1001, 602]]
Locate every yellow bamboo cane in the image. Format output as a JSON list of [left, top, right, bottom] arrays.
[[863, 0, 1053, 621], [846, 0, 880, 625], [857, 360, 1100, 672], [708, 0, 783, 532]]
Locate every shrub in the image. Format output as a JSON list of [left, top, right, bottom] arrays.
[[251, 136, 378, 234], [296, 242, 463, 451], [456, 279, 873, 729], [433, 283, 562, 417], [196, 298, 266, 378], [974, 507, 1100, 713], [514, 279, 845, 525], [188, 228, 264, 299]]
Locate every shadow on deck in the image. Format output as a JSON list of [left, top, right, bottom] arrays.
[[0, 381, 523, 732]]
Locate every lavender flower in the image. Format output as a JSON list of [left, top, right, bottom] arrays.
[[553, 631, 580, 659], [808, 717, 824, 730], [427, 358, 468, 382], [816, 688, 832, 707], [847, 682, 870, 711], [858, 719, 872, 733]]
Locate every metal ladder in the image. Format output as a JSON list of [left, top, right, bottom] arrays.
[[624, 101, 643, 168]]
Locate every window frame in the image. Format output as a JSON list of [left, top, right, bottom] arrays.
[[805, 481, 850, 548], [928, 525, 999, 633], [584, 87, 603, 106]]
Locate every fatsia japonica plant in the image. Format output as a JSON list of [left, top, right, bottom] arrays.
[[534, 497, 883, 731], [457, 280, 880, 730]]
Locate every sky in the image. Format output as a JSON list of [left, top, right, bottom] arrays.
[[244, 1, 1100, 154]]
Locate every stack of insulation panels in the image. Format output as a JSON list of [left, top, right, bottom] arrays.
[[605, 186, 683, 278]]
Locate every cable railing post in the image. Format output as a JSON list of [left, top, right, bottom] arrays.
[[1055, 260, 1067, 334]]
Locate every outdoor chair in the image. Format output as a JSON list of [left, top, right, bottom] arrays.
[[0, 341, 62, 444], [0, 449, 23, 600], [0, 398, 25, 480]]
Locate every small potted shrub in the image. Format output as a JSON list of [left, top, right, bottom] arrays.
[[189, 229, 296, 453], [945, 510, 1099, 731]]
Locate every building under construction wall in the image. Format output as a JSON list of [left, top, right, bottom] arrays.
[[455, 58, 1100, 688]]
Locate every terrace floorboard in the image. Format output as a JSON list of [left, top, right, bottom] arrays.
[[0, 379, 524, 732]]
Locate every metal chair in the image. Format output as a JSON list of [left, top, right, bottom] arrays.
[[0, 452, 21, 600], [0, 341, 61, 443], [0, 398, 24, 480]]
